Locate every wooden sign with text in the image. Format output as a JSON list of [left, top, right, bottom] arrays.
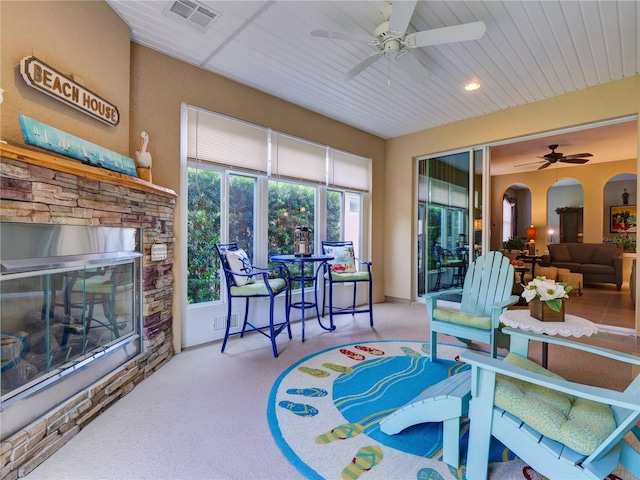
[[20, 56, 120, 126]]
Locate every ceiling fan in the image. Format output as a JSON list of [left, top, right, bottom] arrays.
[[310, 0, 486, 82], [515, 144, 593, 170]]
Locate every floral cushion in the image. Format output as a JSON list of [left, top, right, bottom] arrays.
[[324, 245, 356, 273], [495, 353, 616, 456], [225, 249, 255, 286]]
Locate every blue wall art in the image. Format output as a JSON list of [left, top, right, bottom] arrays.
[[18, 115, 137, 177]]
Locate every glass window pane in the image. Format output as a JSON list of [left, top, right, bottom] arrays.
[[268, 180, 315, 282], [327, 190, 342, 242], [1, 261, 138, 396], [187, 166, 221, 304], [345, 193, 361, 256], [418, 152, 470, 296], [229, 174, 256, 259]]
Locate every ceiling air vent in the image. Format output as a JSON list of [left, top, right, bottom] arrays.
[[163, 0, 220, 33]]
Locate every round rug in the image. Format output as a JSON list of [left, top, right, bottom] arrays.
[[268, 340, 534, 480]]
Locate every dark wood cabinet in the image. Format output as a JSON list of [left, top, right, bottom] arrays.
[[558, 207, 583, 243]]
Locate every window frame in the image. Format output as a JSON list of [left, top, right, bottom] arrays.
[[181, 103, 372, 349]]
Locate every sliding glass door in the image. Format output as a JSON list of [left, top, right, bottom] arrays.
[[417, 149, 485, 298]]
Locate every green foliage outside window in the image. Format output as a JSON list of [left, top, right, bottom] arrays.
[[188, 169, 354, 304], [228, 175, 255, 258], [326, 190, 342, 242], [187, 167, 221, 304], [268, 181, 315, 256]]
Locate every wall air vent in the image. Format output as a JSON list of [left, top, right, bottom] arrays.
[[163, 0, 220, 33]]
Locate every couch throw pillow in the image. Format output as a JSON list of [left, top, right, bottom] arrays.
[[550, 244, 572, 262], [225, 249, 255, 286], [593, 246, 619, 265], [324, 245, 356, 273]]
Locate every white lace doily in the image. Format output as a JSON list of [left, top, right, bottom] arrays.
[[500, 309, 598, 337]]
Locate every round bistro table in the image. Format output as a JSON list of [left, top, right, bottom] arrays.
[[271, 254, 334, 342], [500, 309, 598, 368]]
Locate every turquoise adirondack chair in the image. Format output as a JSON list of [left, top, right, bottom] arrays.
[[425, 251, 518, 361], [462, 327, 640, 480]]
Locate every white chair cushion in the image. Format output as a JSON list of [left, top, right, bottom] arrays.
[[324, 244, 356, 273], [225, 249, 255, 286]]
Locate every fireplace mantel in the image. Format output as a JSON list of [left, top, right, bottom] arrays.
[[0, 142, 176, 199]]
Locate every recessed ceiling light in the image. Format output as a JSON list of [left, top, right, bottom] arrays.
[[465, 82, 481, 91]]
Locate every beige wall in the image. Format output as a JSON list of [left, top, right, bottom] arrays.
[[0, 1, 130, 153], [385, 76, 640, 303]]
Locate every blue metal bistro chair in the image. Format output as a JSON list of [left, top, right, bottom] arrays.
[[320, 241, 373, 329], [215, 243, 291, 357]]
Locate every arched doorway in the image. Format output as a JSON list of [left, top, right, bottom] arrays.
[[547, 179, 584, 244]]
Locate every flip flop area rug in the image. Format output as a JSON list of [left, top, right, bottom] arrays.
[[268, 340, 535, 480]]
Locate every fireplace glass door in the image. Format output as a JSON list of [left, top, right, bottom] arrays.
[[1, 259, 139, 397]]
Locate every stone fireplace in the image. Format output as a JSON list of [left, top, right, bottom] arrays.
[[0, 143, 176, 479]]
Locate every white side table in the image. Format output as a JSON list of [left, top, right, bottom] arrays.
[[500, 309, 598, 368]]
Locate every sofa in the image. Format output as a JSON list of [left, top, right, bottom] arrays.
[[540, 243, 623, 290]]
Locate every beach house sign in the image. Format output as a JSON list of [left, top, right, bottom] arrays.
[[20, 56, 120, 126]]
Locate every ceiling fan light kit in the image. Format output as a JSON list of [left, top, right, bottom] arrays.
[[311, 1, 486, 83]]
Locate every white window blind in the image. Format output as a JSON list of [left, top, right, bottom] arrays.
[[329, 150, 370, 192], [187, 107, 268, 173], [187, 105, 370, 192], [273, 133, 326, 184]]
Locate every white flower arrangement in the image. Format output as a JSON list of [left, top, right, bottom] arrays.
[[521, 276, 572, 312]]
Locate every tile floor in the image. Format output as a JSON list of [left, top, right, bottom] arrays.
[[564, 283, 636, 330]]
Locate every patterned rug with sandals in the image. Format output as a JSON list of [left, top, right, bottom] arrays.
[[267, 340, 551, 480]]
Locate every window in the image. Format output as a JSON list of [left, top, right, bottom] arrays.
[[228, 174, 256, 257], [268, 180, 315, 257], [187, 165, 221, 304], [326, 190, 342, 242], [416, 152, 471, 297], [349, 195, 359, 214], [185, 105, 371, 309], [503, 195, 516, 242]]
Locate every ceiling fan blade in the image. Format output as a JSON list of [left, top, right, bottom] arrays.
[[395, 51, 431, 83], [405, 21, 486, 48], [388, 0, 418, 36], [563, 153, 593, 160], [514, 160, 545, 167], [342, 52, 383, 81], [537, 162, 552, 170], [311, 29, 374, 43], [560, 158, 590, 164]]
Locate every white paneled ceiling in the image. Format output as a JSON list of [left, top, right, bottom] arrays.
[[107, 0, 639, 172]]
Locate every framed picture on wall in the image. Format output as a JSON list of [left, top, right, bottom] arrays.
[[610, 205, 637, 233]]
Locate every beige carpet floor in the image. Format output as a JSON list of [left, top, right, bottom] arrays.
[[23, 302, 639, 480]]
